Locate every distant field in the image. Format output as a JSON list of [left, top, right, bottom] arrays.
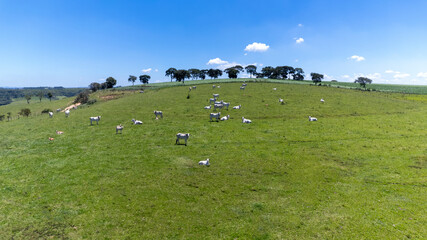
[[0, 81, 426, 239], [124, 78, 427, 95]]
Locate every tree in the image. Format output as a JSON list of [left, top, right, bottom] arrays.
[[89, 82, 101, 92], [207, 69, 222, 79], [293, 68, 305, 80], [198, 69, 208, 80], [25, 94, 31, 104], [165, 68, 177, 82], [105, 77, 117, 88], [47, 92, 53, 101], [139, 75, 151, 84], [188, 69, 201, 80], [245, 65, 257, 78], [310, 72, 324, 85], [19, 108, 31, 117], [37, 91, 44, 102], [354, 77, 372, 89], [7, 112, 11, 121], [260, 66, 275, 78], [284, 66, 295, 79], [233, 65, 244, 72], [100, 82, 108, 90], [224, 67, 239, 79], [74, 91, 90, 104], [128, 75, 137, 85], [174, 70, 190, 83]]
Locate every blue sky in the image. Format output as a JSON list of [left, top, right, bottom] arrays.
[[1, 0, 427, 87]]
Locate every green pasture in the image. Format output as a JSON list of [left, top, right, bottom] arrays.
[[0, 82, 426, 239]]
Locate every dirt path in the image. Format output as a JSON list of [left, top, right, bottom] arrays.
[[61, 103, 81, 112]]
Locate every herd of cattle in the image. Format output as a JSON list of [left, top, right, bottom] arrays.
[[47, 83, 323, 164]]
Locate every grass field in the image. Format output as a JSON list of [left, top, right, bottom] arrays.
[[0, 81, 426, 239]]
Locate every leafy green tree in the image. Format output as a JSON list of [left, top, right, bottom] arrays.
[[89, 82, 101, 92], [233, 65, 244, 72], [139, 75, 151, 84], [47, 92, 53, 101], [198, 69, 208, 80], [224, 67, 239, 79], [128, 75, 137, 85], [174, 70, 190, 83], [285, 66, 295, 79], [105, 77, 117, 88], [354, 77, 372, 89], [310, 73, 324, 85], [37, 91, 44, 102], [188, 69, 201, 80], [165, 68, 177, 82], [245, 65, 257, 78], [100, 82, 108, 90], [260, 66, 275, 78], [207, 69, 222, 79], [25, 94, 31, 104], [293, 68, 305, 80], [19, 108, 31, 117]]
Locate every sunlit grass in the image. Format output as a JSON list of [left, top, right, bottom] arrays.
[[0, 82, 426, 239]]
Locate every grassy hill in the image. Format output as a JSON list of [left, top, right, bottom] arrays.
[[0, 81, 426, 239]]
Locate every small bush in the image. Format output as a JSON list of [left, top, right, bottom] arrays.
[[74, 91, 90, 104], [41, 108, 52, 114], [20, 108, 31, 117], [187, 94, 190, 99], [0, 115, 5, 121], [87, 99, 97, 105]]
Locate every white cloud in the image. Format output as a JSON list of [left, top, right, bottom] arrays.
[[298, 23, 303, 27], [244, 42, 270, 52], [342, 75, 350, 79], [295, 59, 299, 62], [394, 73, 410, 79], [417, 72, 427, 78], [207, 58, 228, 65], [295, 38, 304, 44], [244, 53, 248, 56], [349, 55, 365, 62], [155, 69, 158, 72], [385, 70, 399, 74], [142, 68, 152, 73]]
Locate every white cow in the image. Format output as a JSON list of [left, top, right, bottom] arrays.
[[210, 112, 221, 121], [240, 86, 245, 90], [132, 119, 143, 125], [309, 116, 317, 121], [279, 98, 284, 103], [273, 88, 277, 91], [176, 133, 190, 146], [320, 98, 325, 103], [56, 108, 61, 112], [90, 116, 101, 125], [49, 112, 53, 118], [222, 101, 230, 110], [242, 117, 252, 123], [204, 105, 211, 109], [116, 124, 124, 134], [220, 115, 230, 121], [212, 85, 216, 89], [233, 105, 241, 109], [192, 86, 196, 89], [214, 103, 223, 111], [209, 98, 216, 104], [199, 158, 210, 166], [242, 83, 247, 86], [154, 111, 163, 119], [65, 110, 70, 118], [213, 94, 219, 100]]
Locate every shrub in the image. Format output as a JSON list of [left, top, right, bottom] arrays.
[[0, 115, 5, 121], [20, 108, 31, 117], [74, 91, 90, 104], [87, 99, 97, 105], [41, 108, 52, 114]]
